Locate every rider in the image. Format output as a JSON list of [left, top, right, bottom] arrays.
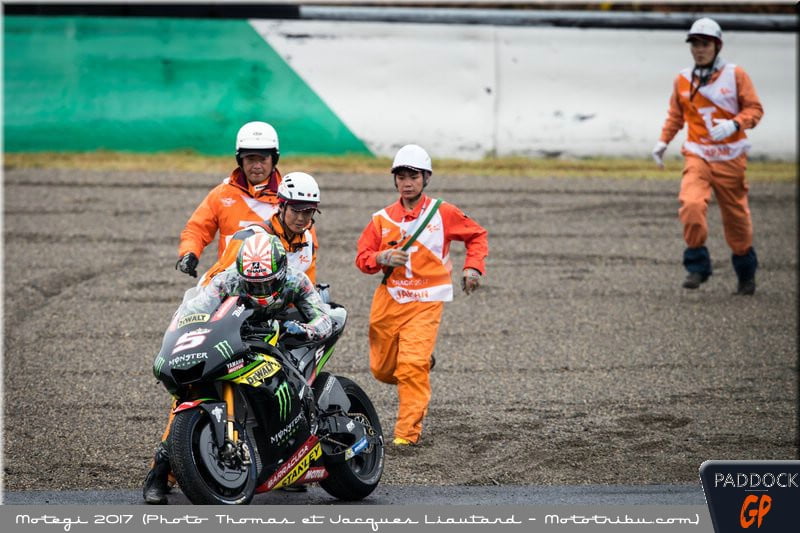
[[143, 233, 332, 504], [198, 171, 321, 286], [175, 121, 283, 278]]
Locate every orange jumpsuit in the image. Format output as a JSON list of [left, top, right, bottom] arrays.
[[178, 167, 282, 260], [659, 60, 763, 277], [355, 194, 488, 443], [200, 214, 318, 285]]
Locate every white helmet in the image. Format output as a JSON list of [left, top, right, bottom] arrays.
[[391, 144, 432, 174], [686, 17, 722, 43], [278, 172, 320, 210], [235, 121, 280, 164]]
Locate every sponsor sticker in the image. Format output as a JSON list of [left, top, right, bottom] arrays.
[[214, 340, 235, 360], [344, 436, 369, 461], [261, 436, 320, 491], [234, 357, 281, 386], [177, 313, 210, 328], [226, 359, 245, 374], [276, 381, 292, 421], [169, 352, 209, 369], [298, 466, 328, 483], [269, 412, 304, 445]]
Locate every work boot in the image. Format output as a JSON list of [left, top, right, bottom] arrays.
[[142, 443, 171, 505], [682, 272, 709, 289], [732, 249, 758, 296], [734, 277, 756, 295]]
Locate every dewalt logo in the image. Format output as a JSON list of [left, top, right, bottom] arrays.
[[214, 340, 234, 360], [235, 357, 281, 387], [275, 381, 292, 421], [177, 313, 209, 328]]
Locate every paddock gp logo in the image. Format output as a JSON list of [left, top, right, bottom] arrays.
[[700, 461, 800, 532]]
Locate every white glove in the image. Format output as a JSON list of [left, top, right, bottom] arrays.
[[377, 248, 409, 267], [709, 118, 738, 141], [651, 141, 668, 168], [461, 268, 482, 295]]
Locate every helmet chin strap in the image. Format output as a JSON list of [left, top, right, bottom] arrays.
[[690, 50, 721, 101]]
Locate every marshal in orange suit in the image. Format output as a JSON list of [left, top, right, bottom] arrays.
[[355, 144, 488, 446]]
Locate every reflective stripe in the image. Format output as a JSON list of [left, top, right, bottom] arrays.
[[387, 283, 453, 304], [287, 229, 314, 274], [373, 200, 453, 303], [677, 63, 749, 161], [684, 139, 751, 161]]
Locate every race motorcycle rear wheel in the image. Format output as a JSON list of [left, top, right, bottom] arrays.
[[169, 408, 256, 505], [319, 376, 384, 500]]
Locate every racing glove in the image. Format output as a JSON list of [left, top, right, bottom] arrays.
[[176, 253, 199, 278], [461, 268, 482, 295], [709, 118, 739, 141], [377, 248, 409, 267], [651, 141, 668, 169], [283, 320, 309, 338]]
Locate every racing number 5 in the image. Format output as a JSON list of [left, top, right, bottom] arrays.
[[172, 330, 207, 354]]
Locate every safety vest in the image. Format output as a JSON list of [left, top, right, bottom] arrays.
[[372, 200, 453, 304], [286, 228, 314, 274], [678, 63, 750, 161]]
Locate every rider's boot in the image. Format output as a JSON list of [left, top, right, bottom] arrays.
[[142, 442, 171, 504]]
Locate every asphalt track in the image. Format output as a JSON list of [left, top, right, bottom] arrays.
[[2, 166, 797, 505], [3, 484, 704, 505]]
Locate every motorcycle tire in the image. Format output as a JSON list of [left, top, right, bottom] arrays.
[[169, 408, 256, 505], [319, 376, 385, 500]]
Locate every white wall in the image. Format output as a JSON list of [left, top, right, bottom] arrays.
[[252, 19, 796, 160]]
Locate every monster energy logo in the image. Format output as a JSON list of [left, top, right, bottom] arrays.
[[214, 340, 234, 360], [153, 356, 166, 376], [276, 381, 292, 421]]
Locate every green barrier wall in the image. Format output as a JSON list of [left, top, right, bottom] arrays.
[[3, 16, 371, 156]]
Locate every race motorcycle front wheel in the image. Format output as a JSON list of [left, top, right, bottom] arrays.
[[319, 376, 385, 500], [169, 408, 256, 505]]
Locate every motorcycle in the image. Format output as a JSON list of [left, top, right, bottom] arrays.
[[152, 294, 384, 504]]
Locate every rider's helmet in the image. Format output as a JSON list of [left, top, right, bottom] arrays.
[[236, 233, 287, 306], [391, 144, 432, 174], [686, 17, 722, 45], [277, 172, 321, 212], [235, 121, 280, 166]]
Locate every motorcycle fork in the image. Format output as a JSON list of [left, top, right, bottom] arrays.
[[222, 382, 238, 444]]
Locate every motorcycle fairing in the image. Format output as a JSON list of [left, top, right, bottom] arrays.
[[256, 435, 323, 493], [171, 401, 228, 448], [315, 374, 351, 413], [154, 296, 254, 392], [228, 355, 282, 387]]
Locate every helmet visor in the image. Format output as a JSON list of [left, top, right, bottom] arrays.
[[243, 278, 280, 299]]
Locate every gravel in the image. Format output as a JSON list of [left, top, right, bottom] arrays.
[[3, 168, 796, 491]]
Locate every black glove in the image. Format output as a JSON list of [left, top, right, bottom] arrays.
[[176, 253, 199, 278]]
